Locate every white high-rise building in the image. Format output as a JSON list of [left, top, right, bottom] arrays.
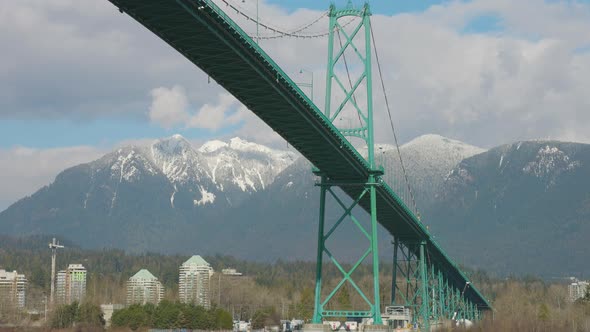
[[0, 269, 27, 309], [569, 279, 589, 302], [126, 269, 164, 305], [179, 255, 213, 308], [56, 264, 87, 304]]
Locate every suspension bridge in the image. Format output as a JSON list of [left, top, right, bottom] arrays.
[[105, 0, 492, 330]]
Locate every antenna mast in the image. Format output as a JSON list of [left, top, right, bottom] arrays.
[[48, 237, 64, 307]]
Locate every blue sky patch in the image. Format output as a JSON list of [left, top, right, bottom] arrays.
[[574, 44, 590, 54], [0, 118, 239, 149], [462, 13, 503, 34]]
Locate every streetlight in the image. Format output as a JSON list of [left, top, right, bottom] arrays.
[[455, 281, 471, 322], [297, 68, 314, 103], [242, 0, 259, 43], [461, 281, 471, 296]]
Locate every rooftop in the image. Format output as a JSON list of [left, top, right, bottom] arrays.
[[130, 269, 158, 281], [182, 255, 210, 267]]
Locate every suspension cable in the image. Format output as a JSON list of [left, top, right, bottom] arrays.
[[252, 17, 358, 40], [370, 21, 419, 216], [220, 0, 331, 39]]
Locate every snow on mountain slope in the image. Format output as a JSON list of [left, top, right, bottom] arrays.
[[268, 134, 483, 209], [199, 137, 297, 193], [523, 144, 581, 178], [198, 140, 228, 153], [381, 134, 486, 206], [400, 134, 485, 171], [108, 147, 159, 183], [148, 135, 296, 196], [70, 135, 298, 210], [150, 134, 211, 185]]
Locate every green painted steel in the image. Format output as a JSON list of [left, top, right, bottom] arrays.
[[391, 239, 398, 305], [390, 239, 485, 328], [313, 175, 327, 324], [312, 2, 383, 324], [106, 0, 492, 318], [419, 242, 430, 331]]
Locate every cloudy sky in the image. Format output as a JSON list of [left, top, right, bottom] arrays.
[[1, 0, 590, 209]]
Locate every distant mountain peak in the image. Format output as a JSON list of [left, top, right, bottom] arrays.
[[109, 147, 159, 183], [402, 134, 483, 151], [152, 134, 193, 155], [228, 137, 273, 154], [198, 140, 228, 153]]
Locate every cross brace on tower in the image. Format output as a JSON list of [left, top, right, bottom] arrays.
[[311, 2, 385, 326]]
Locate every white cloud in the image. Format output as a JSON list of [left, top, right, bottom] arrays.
[[149, 85, 189, 129], [188, 93, 244, 130], [2, 0, 590, 148], [148, 86, 245, 131], [202, 0, 590, 147]]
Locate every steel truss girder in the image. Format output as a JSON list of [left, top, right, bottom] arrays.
[[390, 239, 483, 330]]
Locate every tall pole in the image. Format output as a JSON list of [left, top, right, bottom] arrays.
[[48, 237, 64, 307], [44, 294, 48, 322], [256, 0, 259, 44], [298, 69, 314, 103], [391, 238, 398, 305], [218, 273, 222, 306], [241, 0, 258, 43], [50, 239, 56, 306]]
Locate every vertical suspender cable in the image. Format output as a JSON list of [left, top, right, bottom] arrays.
[[370, 21, 418, 216]]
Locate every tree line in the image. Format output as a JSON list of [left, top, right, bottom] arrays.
[[110, 301, 232, 330], [50, 301, 105, 329]]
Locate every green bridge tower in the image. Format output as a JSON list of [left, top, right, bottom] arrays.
[[312, 1, 385, 326]]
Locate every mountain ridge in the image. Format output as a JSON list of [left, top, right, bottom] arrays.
[[3, 134, 589, 276]]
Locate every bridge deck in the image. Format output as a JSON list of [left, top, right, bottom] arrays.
[[108, 0, 491, 309]]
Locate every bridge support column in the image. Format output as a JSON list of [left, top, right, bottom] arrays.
[[419, 241, 430, 331], [312, 175, 328, 324], [369, 175, 382, 325], [310, 174, 384, 324], [391, 238, 398, 305], [311, 1, 386, 325], [392, 239, 471, 330]]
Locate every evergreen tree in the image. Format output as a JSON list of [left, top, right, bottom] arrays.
[[537, 303, 550, 322], [291, 287, 314, 321], [175, 310, 189, 329], [214, 307, 234, 329], [50, 302, 104, 329]]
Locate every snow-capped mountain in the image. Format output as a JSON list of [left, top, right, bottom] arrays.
[[379, 134, 485, 207], [149, 135, 216, 207], [0, 135, 297, 252], [198, 137, 296, 205], [429, 140, 590, 276], [101, 134, 297, 209], [3, 135, 590, 277]]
